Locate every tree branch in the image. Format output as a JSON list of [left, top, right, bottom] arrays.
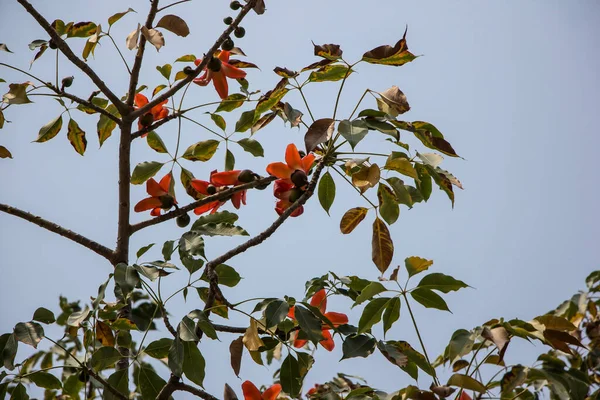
[[171, 382, 219, 400], [57, 89, 121, 124], [84, 367, 128, 400], [114, 123, 132, 264], [131, 112, 180, 139], [16, 0, 126, 114], [213, 323, 299, 335], [130, 176, 276, 234], [126, 0, 160, 107], [131, 0, 258, 119], [0, 203, 115, 262]]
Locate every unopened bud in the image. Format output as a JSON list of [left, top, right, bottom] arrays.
[[206, 184, 217, 195], [289, 187, 304, 202], [183, 66, 194, 75], [237, 169, 256, 183], [159, 195, 176, 209], [291, 170, 308, 189], [221, 37, 235, 51], [61, 76, 74, 88]]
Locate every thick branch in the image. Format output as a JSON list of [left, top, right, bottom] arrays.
[[126, 0, 160, 107], [171, 382, 219, 400], [56, 89, 121, 124], [16, 0, 126, 114], [0, 203, 115, 262], [131, 0, 258, 119], [213, 323, 299, 335], [114, 123, 133, 264], [131, 112, 180, 139], [130, 176, 276, 234]]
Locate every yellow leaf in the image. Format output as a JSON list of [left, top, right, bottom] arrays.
[[242, 319, 264, 352], [352, 164, 380, 193], [95, 321, 115, 347], [340, 207, 368, 234]]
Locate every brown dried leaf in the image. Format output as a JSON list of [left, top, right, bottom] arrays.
[[156, 14, 190, 37], [352, 164, 380, 193], [141, 26, 164, 51], [377, 86, 410, 117], [304, 118, 335, 153], [95, 321, 115, 347], [340, 207, 368, 234], [229, 336, 243, 377], [126, 24, 140, 50], [372, 217, 394, 274]]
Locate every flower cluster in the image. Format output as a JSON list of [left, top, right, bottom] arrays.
[[190, 170, 248, 215], [134, 173, 176, 216], [242, 381, 281, 400], [193, 50, 247, 99], [134, 93, 169, 134], [266, 143, 315, 217]]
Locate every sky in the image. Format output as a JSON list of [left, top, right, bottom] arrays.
[[1, 0, 599, 398]]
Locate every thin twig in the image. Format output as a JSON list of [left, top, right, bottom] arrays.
[[130, 176, 277, 233], [0, 203, 115, 262], [157, 0, 192, 12], [172, 382, 219, 400], [131, 0, 259, 119], [16, 0, 125, 113], [131, 112, 181, 139]]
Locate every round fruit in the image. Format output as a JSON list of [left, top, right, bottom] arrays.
[[61, 76, 74, 88], [221, 37, 235, 51], [207, 56, 222, 72], [48, 39, 58, 49], [230, 1, 242, 10], [139, 113, 154, 127], [183, 66, 194, 75], [176, 213, 191, 228], [234, 26, 246, 38], [237, 169, 256, 183], [291, 170, 308, 189], [223, 16, 233, 25], [206, 184, 217, 195]]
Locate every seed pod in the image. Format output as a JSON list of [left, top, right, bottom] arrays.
[[230, 1, 242, 10], [61, 76, 74, 89], [206, 184, 217, 195], [139, 113, 154, 127], [183, 66, 194, 75], [48, 39, 58, 49], [291, 170, 308, 189], [237, 169, 256, 183]]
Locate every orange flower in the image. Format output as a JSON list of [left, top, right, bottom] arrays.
[[134, 93, 169, 134], [242, 381, 281, 400], [273, 179, 303, 217], [190, 170, 247, 215], [134, 173, 176, 216], [287, 289, 348, 351], [266, 143, 315, 188], [193, 50, 247, 99]]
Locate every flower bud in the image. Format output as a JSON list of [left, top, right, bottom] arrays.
[[48, 39, 58, 49], [237, 169, 256, 183], [159, 195, 175, 209], [221, 37, 235, 51], [291, 170, 308, 189], [139, 113, 154, 127], [176, 213, 191, 228], [230, 1, 242, 10], [62, 76, 74, 88], [234, 26, 246, 38], [207, 56, 222, 72], [206, 184, 217, 195], [223, 16, 233, 25], [183, 66, 194, 75]]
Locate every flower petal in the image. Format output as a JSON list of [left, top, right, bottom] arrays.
[[231, 191, 242, 209], [190, 179, 210, 194], [323, 312, 348, 328], [301, 153, 316, 173], [212, 71, 229, 99], [222, 62, 247, 80], [242, 381, 262, 400], [287, 306, 296, 319], [266, 162, 293, 180], [273, 179, 293, 200], [285, 143, 303, 171], [150, 207, 162, 216], [158, 173, 172, 193], [147, 178, 167, 197], [319, 329, 335, 351], [211, 170, 241, 186], [134, 93, 148, 108], [194, 201, 220, 215], [134, 197, 162, 212], [194, 58, 202, 67], [310, 289, 327, 314], [218, 50, 231, 63], [293, 332, 308, 349], [261, 385, 282, 400]]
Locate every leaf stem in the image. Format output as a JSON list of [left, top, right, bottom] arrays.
[[331, 166, 377, 209], [107, 33, 132, 74], [348, 89, 371, 120], [293, 78, 315, 122]]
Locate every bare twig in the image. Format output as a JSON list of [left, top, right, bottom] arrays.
[[130, 176, 276, 233], [16, 0, 126, 114], [172, 382, 219, 400], [0, 203, 115, 262], [131, 0, 258, 119], [126, 0, 160, 107], [131, 112, 180, 139], [212, 323, 299, 335], [157, 0, 192, 13]]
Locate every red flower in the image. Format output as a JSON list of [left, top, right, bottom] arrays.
[[242, 381, 281, 400], [266, 143, 315, 188], [193, 50, 247, 99], [190, 170, 247, 215], [287, 289, 348, 351], [134, 173, 176, 216], [134, 93, 169, 134], [273, 179, 303, 217]]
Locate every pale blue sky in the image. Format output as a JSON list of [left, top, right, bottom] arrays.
[[1, 0, 599, 398]]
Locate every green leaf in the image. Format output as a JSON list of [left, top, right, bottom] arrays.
[[382, 297, 401, 337], [294, 306, 324, 343], [417, 273, 468, 293], [34, 115, 63, 143], [98, 104, 119, 146], [136, 243, 155, 259], [405, 256, 433, 278], [178, 316, 199, 342], [225, 149, 235, 171], [137, 364, 167, 400], [67, 306, 90, 327], [358, 297, 390, 334], [265, 300, 290, 328], [104, 369, 129, 400], [182, 140, 219, 162], [280, 354, 302, 397], [67, 118, 87, 155], [414, 163, 432, 201], [108, 8, 135, 27], [114, 264, 140, 298], [144, 338, 173, 359], [309, 64, 352, 82], [77, 97, 109, 114], [372, 217, 394, 274], [191, 223, 249, 237], [341, 334, 376, 360], [179, 231, 205, 258], [14, 322, 44, 348], [447, 373, 487, 393], [1, 333, 17, 370], [131, 161, 163, 184], [318, 171, 336, 215], [340, 207, 368, 234], [365, 118, 398, 139], [378, 184, 399, 225], [384, 157, 417, 179], [216, 93, 246, 112], [187, 310, 218, 340], [386, 177, 413, 208], [237, 138, 264, 157], [32, 308, 55, 324], [91, 346, 121, 370], [410, 288, 450, 312], [235, 110, 256, 132], [152, 84, 167, 97], [338, 119, 369, 149], [192, 211, 239, 228], [378, 340, 435, 378], [200, 264, 241, 287], [354, 282, 387, 306], [156, 64, 172, 80], [28, 371, 62, 390], [256, 87, 289, 115], [146, 131, 168, 153], [210, 113, 226, 131], [9, 383, 28, 400], [182, 341, 205, 386], [411, 121, 459, 157], [168, 337, 183, 377], [175, 54, 196, 62]]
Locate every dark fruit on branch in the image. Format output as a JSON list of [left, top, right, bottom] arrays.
[[207, 184, 217, 195], [222, 37, 235, 51], [78, 370, 90, 383], [183, 66, 194, 75], [139, 113, 154, 127], [159, 195, 176, 209], [289, 187, 304, 203], [176, 213, 191, 228], [230, 1, 242, 10], [223, 16, 233, 25], [234, 27, 246, 38], [208, 56, 222, 72], [48, 39, 58, 49], [61, 76, 74, 88], [291, 170, 308, 189], [237, 169, 256, 183]]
